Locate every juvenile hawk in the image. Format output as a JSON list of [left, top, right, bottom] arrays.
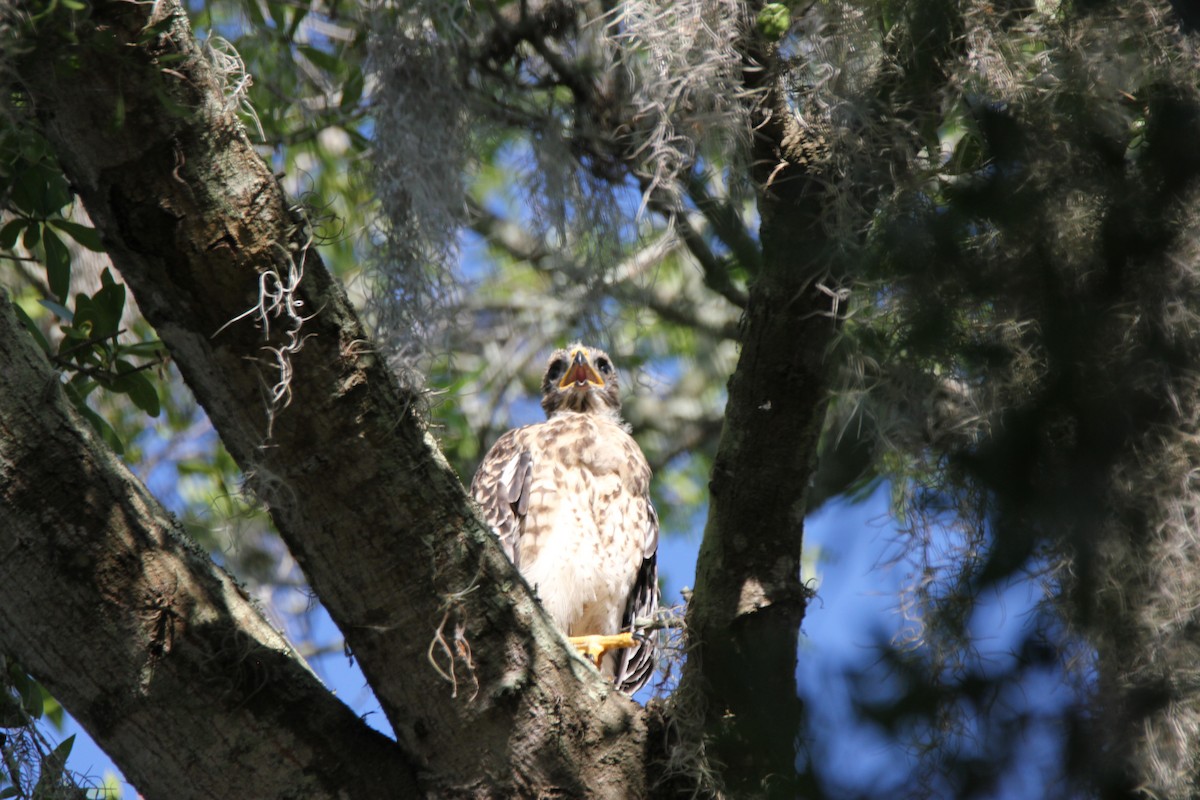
[[470, 343, 658, 694]]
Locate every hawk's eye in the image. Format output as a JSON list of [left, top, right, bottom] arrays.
[[596, 357, 612, 376], [546, 358, 567, 382]]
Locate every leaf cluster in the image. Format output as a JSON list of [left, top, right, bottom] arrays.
[[0, 127, 163, 454], [0, 658, 90, 800]]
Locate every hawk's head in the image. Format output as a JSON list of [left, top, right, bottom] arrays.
[[541, 343, 622, 419]]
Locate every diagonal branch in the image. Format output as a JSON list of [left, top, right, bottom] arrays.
[[0, 292, 418, 800], [641, 184, 750, 309], [12, 1, 645, 795], [683, 170, 763, 277]]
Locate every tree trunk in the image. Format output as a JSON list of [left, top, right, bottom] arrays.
[[676, 39, 838, 800]]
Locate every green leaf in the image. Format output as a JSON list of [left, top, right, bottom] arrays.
[[67, 374, 99, 400], [0, 786, 19, 799], [41, 689, 63, 730], [245, 0, 266, 27], [36, 298, 73, 320], [0, 687, 24, 727], [0, 218, 26, 250], [950, 134, 985, 175], [11, 671, 42, 720], [33, 734, 74, 798], [129, 373, 162, 417], [118, 339, 165, 358], [10, 161, 70, 217], [268, 0, 288, 31], [299, 45, 341, 75], [70, 277, 125, 345], [49, 218, 103, 251], [176, 458, 208, 476], [99, 773, 124, 800], [90, 269, 127, 338], [138, 14, 175, 43], [47, 733, 75, 765], [346, 128, 371, 153], [65, 383, 124, 454], [112, 361, 161, 417], [60, 316, 95, 353], [42, 227, 71, 301], [22, 221, 40, 250], [342, 68, 364, 110], [285, 3, 310, 38]]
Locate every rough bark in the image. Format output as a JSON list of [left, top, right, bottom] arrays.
[[675, 41, 838, 800], [0, 292, 418, 799], [12, 2, 644, 796]]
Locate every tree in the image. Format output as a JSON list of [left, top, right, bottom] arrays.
[[2, 0, 1200, 798]]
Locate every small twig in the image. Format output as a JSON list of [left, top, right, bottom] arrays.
[[297, 639, 349, 660], [528, 34, 593, 106], [642, 293, 740, 342], [632, 611, 686, 632], [678, 218, 746, 306], [53, 328, 127, 362], [63, 359, 161, 380]]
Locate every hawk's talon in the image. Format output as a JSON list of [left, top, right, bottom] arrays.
[[568, 632, 638, 666]]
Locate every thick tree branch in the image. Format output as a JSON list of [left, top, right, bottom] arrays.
[[13, 2, 644, 796], [0, 292, 417, 800], [675, 21, 840, 799], [675, 3, 968, 794]]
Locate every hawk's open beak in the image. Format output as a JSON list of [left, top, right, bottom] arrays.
[[559, 349, 603, 388]]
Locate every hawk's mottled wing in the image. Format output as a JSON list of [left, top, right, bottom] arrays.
[[469, 428, 532, 566], [613, 503, 659, 695]]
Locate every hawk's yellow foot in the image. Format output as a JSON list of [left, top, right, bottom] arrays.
[[569, 632, 639, 666]]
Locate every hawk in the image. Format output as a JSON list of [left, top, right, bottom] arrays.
[[470, 343, 658, 694]]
